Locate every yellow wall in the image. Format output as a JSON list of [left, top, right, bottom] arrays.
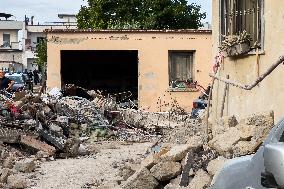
[[46, 31, 212, 112], [212, 0, 284, 122]]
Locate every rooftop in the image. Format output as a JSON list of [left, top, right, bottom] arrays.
[[45, 29, 212, 34], [58, 14, 76, 18]]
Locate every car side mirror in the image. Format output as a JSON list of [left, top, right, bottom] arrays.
[[263, 143, 284, 188]]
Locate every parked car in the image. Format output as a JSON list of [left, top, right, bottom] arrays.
[[5, 73, 26, 92], [210, 117, 284, 189]]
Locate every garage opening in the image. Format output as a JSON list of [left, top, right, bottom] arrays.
[[61, 50, 138, 101]]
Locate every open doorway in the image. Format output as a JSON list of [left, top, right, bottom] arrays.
[[60, 50, 138, 100]]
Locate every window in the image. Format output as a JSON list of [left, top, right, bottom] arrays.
[[220, 0, 263, 48], [169, 51, 194, 88], [37, 37, 45, 44], [3, 33, 10, 47]]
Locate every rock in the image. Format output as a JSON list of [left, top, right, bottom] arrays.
[[49, 123, 63, 133], [161, 143, 199, 162], [236, 124, 256, 140], [150, 161, 182, 181], [232, 141, 256, 157], [14, 158, 36, 173], [94, 182, 120, 189], [206, 156, 228, 176], [122, 167, 159, 189], [0, 168, 12, 183], [118, 166, 136, 181], [187, 169, 211, 189], [239, 111, 274, 127], [169, 175, 181, 185], [36, 151, 50, 159], [211, 116, 238, 137], [7, 174, 28, 189], [78, 144, 90, 156], [140, 154, 160, 169], [164, 183, 184, 189], [186, 136, 204, 148], [3, 156, 15, 169], [208, 127, 241, 156]]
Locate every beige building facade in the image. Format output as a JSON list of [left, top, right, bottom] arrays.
[[211, 0, 284, 122], [46, 29, 212, 112]]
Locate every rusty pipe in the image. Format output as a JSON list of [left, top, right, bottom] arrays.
[[209, 55, 284, 90]]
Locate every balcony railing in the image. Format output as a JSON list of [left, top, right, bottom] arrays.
[[0, 42, 20, 50]]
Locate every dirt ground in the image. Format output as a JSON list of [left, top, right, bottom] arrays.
[[29, 141, 153, 189]]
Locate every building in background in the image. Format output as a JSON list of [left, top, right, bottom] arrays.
[[46, 29, 212, 112], [23, 14, 77, 71], [0, 13, 23, 72]]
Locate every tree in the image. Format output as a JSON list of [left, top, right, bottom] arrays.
[[35, 39, 47, 71], [77, 0, 206, 29]]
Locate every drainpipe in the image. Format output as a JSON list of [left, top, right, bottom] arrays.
[[209, 55, 284, 90]]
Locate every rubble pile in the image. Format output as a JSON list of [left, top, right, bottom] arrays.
[[112, 111, 274, 189], [0, 83, 276, 189]]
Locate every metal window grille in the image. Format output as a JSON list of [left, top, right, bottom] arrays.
[[221, 0, 263, 47]]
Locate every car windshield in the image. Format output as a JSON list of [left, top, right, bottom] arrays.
[[6, 76, 24, 84]]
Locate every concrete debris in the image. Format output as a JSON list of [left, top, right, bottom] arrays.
[[121, 167, 159, 189], [161, 141, 203, 162], [208, 127, 241, 156], [150, 161, 182, 181], [0, 168, 13, 183], [3, 156, 15, 169], [140, 154, 160, 169], [206, 156, 228, 176], [211, 115, 238, 138], [20, 135, 56, 156], [14, 158, 36, 173], [0, 83, 276, 189], [187, 169, 211, 189], [7, 174, 28, 189], [118, 165, 136, 180]]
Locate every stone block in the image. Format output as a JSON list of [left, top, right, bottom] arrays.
[[208, 127, 241, 156], [122, 167, 158, 189], [150, 161, 182, 181], [187, 169, 211, 189], [20, 135, 56, 156], [7, 174, 28, 189], [206, 156, 228, 176], [14, 158, 36, 173]]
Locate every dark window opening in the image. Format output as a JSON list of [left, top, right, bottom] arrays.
[[37, 37, 45, 44], [61, 50, 138, 101], [3, 33, 10, 47]]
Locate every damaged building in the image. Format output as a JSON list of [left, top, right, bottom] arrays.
[[46, 29, 212, 112], [210, 0, 284, 122]]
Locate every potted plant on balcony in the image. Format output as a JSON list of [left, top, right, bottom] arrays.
[[220, 31, 252, 57]]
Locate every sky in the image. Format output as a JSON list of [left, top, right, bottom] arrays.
[[191, 0, 212, 23], [1, 0, 212, 24]]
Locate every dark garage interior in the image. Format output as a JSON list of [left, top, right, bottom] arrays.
[[61, 50, 138, 100]]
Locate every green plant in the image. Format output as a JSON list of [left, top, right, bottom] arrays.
[[76, 0, 206, 29], [220, 30, 252, 51], [35, 39, 47, 70]]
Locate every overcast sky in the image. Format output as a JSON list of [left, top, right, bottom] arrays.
[[1, 0, 211, 24]]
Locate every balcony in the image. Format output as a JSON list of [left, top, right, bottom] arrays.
[[0, 42, 21, 51]]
